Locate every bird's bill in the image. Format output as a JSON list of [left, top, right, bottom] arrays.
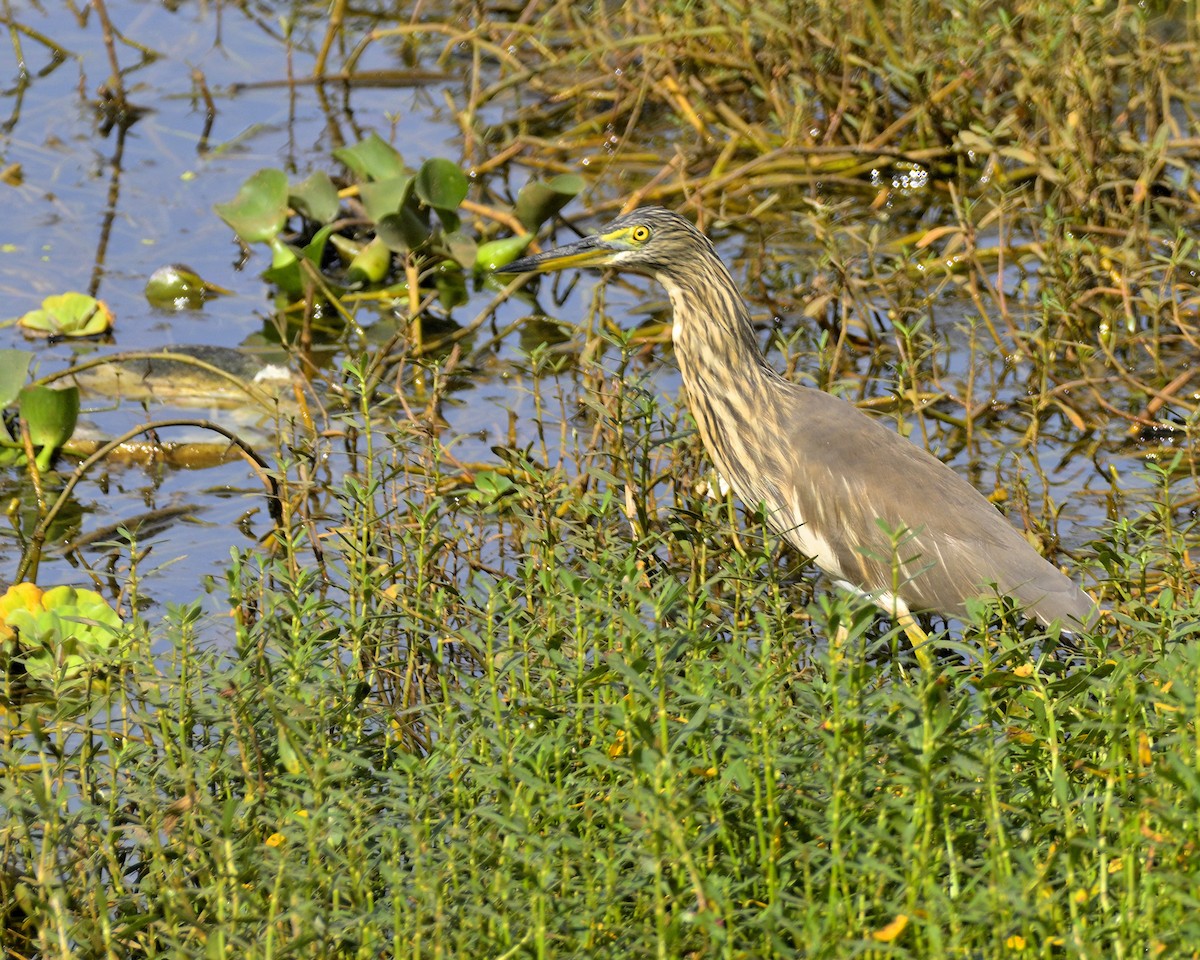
[[493, 235, 614, 275]]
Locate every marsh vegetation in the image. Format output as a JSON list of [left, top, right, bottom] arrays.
[[2, 1, 1199, 956]]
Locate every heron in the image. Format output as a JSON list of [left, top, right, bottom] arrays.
[[496, 207, 1095, 665]]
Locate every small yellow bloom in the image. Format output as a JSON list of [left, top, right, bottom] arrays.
[[1005, 935, 1027, 950], [870, 914, 908, 943], [265, 832, 286, 848]]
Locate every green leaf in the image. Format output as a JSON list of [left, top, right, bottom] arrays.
[[414, 158, 468, 212], [434, 264, 468, 310], [474, 471, 517, 500], [333, 133, 405, 182], [0, 349, 33, 408], [474, 234, 533, 272], [359, 175, 414, 224], [301, 223, 338, 265], [289, 170, 340, 223], [214, 169, 289, 244], [17, 293, 114, 337], [19, 384, 79, 471], [268, 238, 299, 270], [42, 585, 122, 646], [346, 236, 392, 286], [263, 243, 304, 300], [443, 229, 478, 270], [514, 174, 585, 231], [375, 209, 430, 252]]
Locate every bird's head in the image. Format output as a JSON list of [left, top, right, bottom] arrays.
[[494, 207, 709, 279]]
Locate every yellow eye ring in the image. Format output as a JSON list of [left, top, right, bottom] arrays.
[[630, 225, 651, 242]]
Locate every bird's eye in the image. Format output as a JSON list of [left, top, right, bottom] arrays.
[[630, 225, 651, 243]]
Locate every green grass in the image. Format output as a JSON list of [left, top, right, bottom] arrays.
[[5, 0, 1200, 956], [3, 376, 1199, 957]]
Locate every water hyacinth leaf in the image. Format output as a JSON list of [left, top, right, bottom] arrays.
[[290, 170, 340, 223], [144, 264, 231, 311], [1, 582, 123, 691], [442, 229, 477, 270], [0, 582, 41, 627], [214, 169, 289, 244], [333, 133, 405, 182], [302, 223, 338, 265], [475, 234, 533, 272], [18, 384, 79, 471], [414, 158, 468, 214], [345, 236, 392, 285], [269, 238, 299, 270], [434, 263, 468, 310], [41, 585, 122, 646], [0, 349, 32, 408], [359, 175, 414, 224], [514, 174, 585, 231], [17, 293, 114, 337], [263, 247, 304, 300], [263, 226, 340, 301], [375, 208, 430, 252], [329, 233, 366, 264], [472, 470, 517, 503]]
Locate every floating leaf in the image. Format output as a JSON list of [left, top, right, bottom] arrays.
[[302, 223, 337, 264], [214, 168, 289, 244], [346, 236, 392, 285], [269, 238, 299, 270], [359, 175, 415, 223], [289, 170, 340, 223], [514, 174, 585, 231], [262, 226, 339, 302], [442, 229, 477, 270], [0, 349, 33, 408], [333, 133, 405, 182], [434, 262, 468, 310], [1, 583, 123, 695], [414, 158, 468, 212], [472, 470, 517, 502], [17, 293, 114, 338], [376, 209, 430, 252], [329, 234, 366, 263], [19, 384, 79, 471]]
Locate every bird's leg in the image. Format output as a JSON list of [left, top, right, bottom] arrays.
[[897, 612, 935, 672]]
